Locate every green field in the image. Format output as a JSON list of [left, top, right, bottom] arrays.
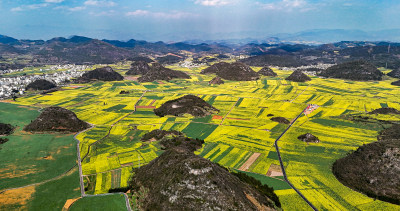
[[69, 194, 127, 211], [0, 103, 82, 210], [4, 62, 400, 210]]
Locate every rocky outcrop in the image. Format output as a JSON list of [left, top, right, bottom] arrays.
[[387, 68, 400, 79], [201, 62, 259, 81], [391, 80, 400, 86], [24, 106, 90, 133], [154, 95, 219, 117], [138, 63, 190, 82], [126, 61, 151, 75], [209, 76, 224, 85], [75, 66, 123, 83], [258, 67, 277, 77], [286, 70, 311, 82], [332, 124, 400, 205], [297, 133, 320, 143], [26, 79, 56, 91], [319, 60, 383, 81], [0, 123, 14, 136], [369, 107, 400, 115], [270, 117, 290, 124], [129, 133, 280, 210]]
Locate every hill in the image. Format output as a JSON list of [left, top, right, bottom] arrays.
[[332, 124, 400, 205], [137, 63, 190, 82], [129, 131, 280, 210], [286, 70, 311, 82], [270, 117, 290, 124], [200, 62, 229, 74], [392, 80, 400, 86], [209, 76, 224, 85], [156, 54, 185, 64], [126, 61, 151, 75], [75, 66, 123, 83], [0, 123, 14, 135], [24, 106, 90, 133], [34, 39, 132, 64], [387, 68, 400, 78], [369, 107, 400, 115], [26, 79, 56, 91], [297, 133, 320, 143], [201, 62, 259, 81], [154, 95, 219, 117], [258, 67, 277, 76], [319, 60, 383, 81]]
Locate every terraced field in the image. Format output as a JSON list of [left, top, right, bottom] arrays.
[[6, 63, 400, 210]]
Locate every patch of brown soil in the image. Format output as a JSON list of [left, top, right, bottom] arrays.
[[136, 106, 156, 109], [124, 76, 138, 81], [239, 153, 261, 171], [212, 115, 223, 120], [62, 197, 81, 211], [0, 100, 14, 103], [245, 193, 273, 211], [0, 165, 40, 179], [43, 155, 54, 160], [266, 164, 283, 177], [121, 162, 133, 167], [0, 186, 35, 210]]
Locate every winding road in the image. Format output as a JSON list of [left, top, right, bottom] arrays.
[[274, 107, 318, 211]]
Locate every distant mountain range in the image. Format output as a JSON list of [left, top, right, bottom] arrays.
[[183, 29, 400, 45], [1, 32, 400, 70], [3, 29, 400, 47]]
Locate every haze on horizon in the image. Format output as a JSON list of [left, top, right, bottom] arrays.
[[0, 0, 399, 42]]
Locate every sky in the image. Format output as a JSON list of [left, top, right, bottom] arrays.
[[0, 0, 399, 41]]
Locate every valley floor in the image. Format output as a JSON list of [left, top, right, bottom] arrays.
[[1, 63, 400, 210]]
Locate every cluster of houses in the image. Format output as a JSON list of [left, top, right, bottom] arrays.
[[0, 65, 90, 99], [179, 60, 207, 68], [277, 63, 335, 76], [0, 68, 24, 75]]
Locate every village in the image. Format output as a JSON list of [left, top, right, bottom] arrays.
[[0, 64, 90, 99]]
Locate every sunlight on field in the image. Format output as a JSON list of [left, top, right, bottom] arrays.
[[9, 63, 400, 210]]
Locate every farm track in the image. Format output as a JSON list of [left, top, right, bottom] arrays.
[[220, 97, 241, 125], [274, 107, 318, 211]]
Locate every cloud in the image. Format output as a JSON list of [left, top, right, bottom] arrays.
[[45, 0, 64, 3], [194, 0, 232, 6], [256, 0, 313, 12], [11, 3, 49, 12], [53, 5, 87, 12], [126, 10, 197, 19], [84, 0, 116, 7], [126, 10, 149, 16], [69, 6, 86, 11]]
